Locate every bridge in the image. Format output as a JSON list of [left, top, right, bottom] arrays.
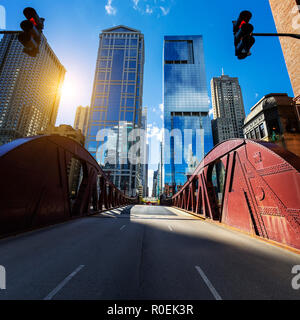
[[0, 136, 299, 300]]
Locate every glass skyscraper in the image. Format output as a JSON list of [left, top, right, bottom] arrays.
[[163, 35, 213, 195], [86, 26, 145, 196]]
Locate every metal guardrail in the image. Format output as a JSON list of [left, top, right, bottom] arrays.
[[0, 135, 138, 237], [172, 139, 300, 250]]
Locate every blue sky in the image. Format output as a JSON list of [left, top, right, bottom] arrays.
[[1, 0, 294, 193]]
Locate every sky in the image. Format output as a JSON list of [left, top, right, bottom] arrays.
[[1, 0, 294, 195]]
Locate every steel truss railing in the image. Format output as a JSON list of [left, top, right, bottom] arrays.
[[0, 135, 138, 237]]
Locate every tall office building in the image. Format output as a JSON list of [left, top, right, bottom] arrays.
[[74, 105, 90, 136], [211, 74, 246, 145], [86, 26, 145, 196], [141, 107, 148, 197], [269, 0, 300, 97], [0, 33, 66, 145], [152, 169, 158, 198], [163, 35, 213, 195]]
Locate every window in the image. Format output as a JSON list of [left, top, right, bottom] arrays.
[[98, 72, 106, 80], [100, 50, 109, 57], [102, 38, 110, 46], [115, 39, 125, 46], [255, 126, 260, 139], [93, 112, 101, 121], [111, 50, 124, 80], [89, 127, 99, 137], [96, 85, 107, 94], [128, 72, 136, 81], [259, 123, 266, 138], [127, 98, 134, 107], [126, 85, 135, 94], [128, 61, 136, 69], [88, 141, 98, 152]]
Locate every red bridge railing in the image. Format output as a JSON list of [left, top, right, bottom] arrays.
[[172, 139, 300, 250], [0, 135, 138, 237]]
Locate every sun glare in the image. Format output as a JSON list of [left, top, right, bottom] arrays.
[[60, 80, 75, 99]]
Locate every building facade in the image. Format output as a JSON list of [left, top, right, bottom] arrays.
[[211, 74, 245, 145], [74, 106, 90, 137], [85, 26, 145, 196], [0, 33, 66, 145], [163, 35, 213, 196], [269, 0, 300, 97], [141, 107, 148, 197], [37, 124, 85, 146], [152, 169, 158, 198], [243, 93, 300, 157]]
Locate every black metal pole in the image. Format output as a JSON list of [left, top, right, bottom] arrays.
[[0, 31, 22, 34], [252, 33, 300, 40]]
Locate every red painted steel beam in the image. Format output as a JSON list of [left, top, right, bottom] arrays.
[[0, 135, 138, 237], [172, 139, 300, 250]]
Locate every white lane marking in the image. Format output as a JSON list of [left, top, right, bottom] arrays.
[[120, 225, 126, 231], [168, 225, 173, 232], [44, 265, 85, 300], [195, 266, 222, 300]]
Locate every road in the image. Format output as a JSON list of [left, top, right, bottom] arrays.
[[0, 205, 299, 300]]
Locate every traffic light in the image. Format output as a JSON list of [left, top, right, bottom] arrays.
[[233, 11, 255, 60], [18, 7, 45, 57]]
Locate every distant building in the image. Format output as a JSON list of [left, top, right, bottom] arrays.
[[243, 93, 300, 157], [38, 124, 85, 146], [0, 33, 66, 145], [211, 74, 245, 145], [152, 170, 158, 198], [141, 107, 148, 197], [74, 106, 90, 137], [269, 0, 300, 97]]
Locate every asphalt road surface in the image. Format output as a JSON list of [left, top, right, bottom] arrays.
[[0, 205, 299, 300]]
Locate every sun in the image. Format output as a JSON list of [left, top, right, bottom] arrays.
[[60, 80, 75, 99]]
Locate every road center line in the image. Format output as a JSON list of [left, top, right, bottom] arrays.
[[195, 266, 222, 300], [120, 225, 126, 231], [44, 265, 85, 300]]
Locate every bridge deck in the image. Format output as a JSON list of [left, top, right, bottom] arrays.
[[0, 205, 299, 300]]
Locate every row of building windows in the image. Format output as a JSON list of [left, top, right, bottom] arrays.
[[245, 123, 266, 140]]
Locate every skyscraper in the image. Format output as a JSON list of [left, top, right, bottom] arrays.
[[269, 0, 300, 97], [86, 26, 145, 196], [74, 105, 90, 137], [211, 74, 246, 145], [141, 107, 149, 197], [0, 33, 66, 145], [163, 35, 213, 195]]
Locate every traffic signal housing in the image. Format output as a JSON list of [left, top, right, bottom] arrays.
[[233, 11, 255, 60], [18, 7, 44, 57]]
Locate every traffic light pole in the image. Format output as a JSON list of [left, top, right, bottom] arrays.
[[252, 33, 300, 40], [0, 31, 22, 35]]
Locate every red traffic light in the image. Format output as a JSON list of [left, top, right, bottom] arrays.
[[238, 11, 252, 24], [30, 18, 37, 26], [23, 7, 44, 30], [23, 7, 38, 21], [233, 10, 253, 34]]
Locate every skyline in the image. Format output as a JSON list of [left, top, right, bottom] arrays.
[[0, 0, 296, 195], [1, 1, 294, 123]]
